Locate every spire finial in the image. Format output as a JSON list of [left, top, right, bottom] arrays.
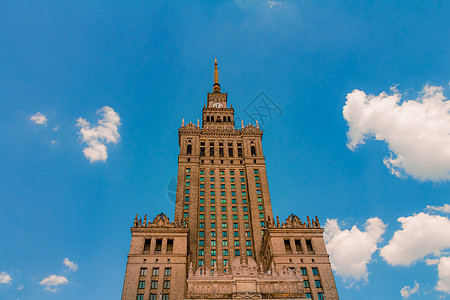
[[213, 58, 221, 93]]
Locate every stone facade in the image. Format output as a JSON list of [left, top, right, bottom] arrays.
[[121, 60, 339, 300]]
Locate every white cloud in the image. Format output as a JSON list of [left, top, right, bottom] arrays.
[[0, 271, 12, 284], [427, 204, 450, 214], [17, 284, 24, 290], [343, 84, 450, 182], [30, 112, 48, 125], [437, 256, 450, 293], [63, 258, 78, 272], [324, 217, 386, 284], [267, 0, 282, 8], [76, 106, 121, 163], [400, 281, 419, 298], [380, 213, 450, 266], [39, 275, 68, 292]]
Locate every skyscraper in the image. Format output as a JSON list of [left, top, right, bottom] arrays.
[[121, 60, 339, 300]]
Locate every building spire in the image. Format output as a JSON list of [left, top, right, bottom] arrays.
[[213, 58, 221, 93]]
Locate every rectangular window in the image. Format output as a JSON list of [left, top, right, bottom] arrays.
[[220, 170, 225, 175], [200, 191, 205, 196], [210, 170, 215, 175], [221, 206, 226, 212], [210, 184, 215, 189], [223, 259, 228, 266], [295, 240, 302, 252], [151, 280, 158, 289], [200, 170, 204, 175], [223, 240, 228, 246], [199, 240, 204, 246], [167, 239, 173, 253], [255, 183, 260, 187], [243, 207, 248, 212], [255, 176, 259, 180], [242, 199, 247, 204], [200, 198, 204, 204], [284, 239, 292, 254], [231, 191, 236, 196], [211, 240, 216, 246], [232, 199, 236, 204], [211, 222, 216, 228], [138, 281, 145, 289], [186, 168, 191, 173], [210, 177, 215, 181], [199, 206, 204, 212], [245, 231, 250, 237], [242, 192, 247, 196], [305, 293, 312, 298], [162, 295, 169, 300], [185, 189, 190, 194], [222, 223, 227, 228], [245, 223, 249, 228], [222, 231, 227, 237], [185, 182, 190, 187], [303, 280, 310, 288], [233, 215, 238, 220], [150, 294, 157, 300], [234, 231, 239, 237], [301, 267, 307, 276], [155, 239, 162, 253], [200, 147, 205, 156], [222, 214, 227, 220], [185, 196, 189, 202], [223, 249, 228, 256], [144, 239, 151, 252], [199, 214, 204, 220], [254, 169, 258, 174], [240, 177, 245, 182], [137, 295, 144, 300], [183, 212, 188, 218], [219, 148, 224, 156], [200, 177, 205, 181], [246, 250, 252, 256], [233, 223, 238, 228], [230, 177, 235, 182], [211, 249, 216, 256], [230, 171, 235, 175], [235, 250, 240, 256], [163, 280, 170, 289], [151, 268, 158, 276], [211, 214, 215, 220], [246, 240, 251, 247], [199, 260, 204, 266], [210, 198, 215, 204], [186, 175, 190, 180], [312, 267, 319, 276], [238, 148, 242, 157], [260, 221, 265, 226], [259, 213, 264, 218], [244, 215, 249, 220], [199, 222, 204, 228], [210, 147, 214, 156], [257, 197, 262, 202], [164, 268, 171, 276], [231, 184, 235, 189], [199, 249, 204, 256], [220, 184, 225, 189], [199, 231, 204, 237], [211, 231, 216, 237], [234, 240, 239, 246], [211, 259, 216, 266], [256, 190, 261, 195], [210, 191, 215, 196], [241, 184, 246, 189], [220, 177, 225, 182], [258, 205, 263, 210], [184, 204, 189, 210], [220, 191, 225, 196], [318, 293, 324, 300], [200, 184, 204, 189], [315, 280, 322, 288], [306, 239, 314, 252], [240, 171, 244, 175]]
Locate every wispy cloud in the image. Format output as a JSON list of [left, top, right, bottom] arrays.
[[400, 281, 419, 298], [267, 0, 282, 8], [30, 112, 48, 125], [39, 275, 68, 292], [437, 257, 450, 293], [0, 271, 12, 284], [343, 84, 450, 182], [63, 258, 78, 272], [76, 106, 121, 163], [427, 204, 450, 214], [324, 217, 386, 286]]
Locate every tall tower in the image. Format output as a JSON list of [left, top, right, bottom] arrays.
[[121, 60, 339, 300]]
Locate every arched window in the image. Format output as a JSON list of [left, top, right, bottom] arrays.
[[211, 116, 214, 121], [228, 116, 231, 122], [251, 146, 256, 156], [207, 116, 210, 121], [217, 116, 221, 122], [187, 145, 192, 155]]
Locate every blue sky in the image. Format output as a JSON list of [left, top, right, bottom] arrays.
[[0, 0, 449, 299]]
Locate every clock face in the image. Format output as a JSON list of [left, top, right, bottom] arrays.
[[212, 102, 223, 108]]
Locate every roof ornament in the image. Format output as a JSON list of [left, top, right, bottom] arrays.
[[241, 120, 244, 129], [256, 120, 259, 129], [213, 58, 221, 93], [182, 118, 185, 127], [197, 118, 200, 128]]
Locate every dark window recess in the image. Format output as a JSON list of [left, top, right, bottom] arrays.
[[228, 148, 233, 157], [155, 239, 162, 253], [251, 146, 256, 156], [201, 142, 205, 146], [228, 116, 231, 122], [237, 148, 243, 157], [306, 239, 313, 252], [167, 239, 174, 253], [295, 240, 302, 252], [210, 147, 215, 156], [211, 116, 214, 121], [187, 145, 192, 155], [200, 147, 205, 156], [144, 239, 151, 251], [284, 239, 292, 254], [206, 116, 210, 121], [219, 142, 223, 146], [219, 148, 224, 157]]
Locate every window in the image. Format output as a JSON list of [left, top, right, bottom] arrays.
[[305, 293, 312, 298], [306, 239, 314, 252], [184, 204, 189, 210], [233, 223, 238, 228], [223, 259, 229, 266], [221, 191, 225, 196], [223, 249, 228, 256], [210, 184, 215, 189], [138, 281, 145, 289], [223, 240, 228, 246], [151, 280, 158, 289], [199, 206, 204, 212], [200, 147, 205, 156], [199, 214, 204, 220], [186, 175, 190, 179], [256, 190, 261, 195], [211, 249, 216, 256], [232, 199, 236, 204], [199, 259, 204, 266], [183, 212, 188, 218], [221, 199, 226, 204], [234, 240, 239, 246], [152, 268, 159, 276], [235, 250, 240, 256], [246, 250, 252, 256], [233, 215, 238, 220], [240, 177, 245, 182], [210, 191, 215, 196], [285, 239, 292, 254], [150, 294, 157, 300], [221, 206, 226, 212], [242, 192, 247, 196], [318, 293, 324, 300], [255, 176, 259, 181], [246, 240, 251, 247], [185, 196, 189, 202], [144, 239, 151, 251], [222, 231, 227, 237], [186, 168, 191, 173], [255, 183, 260, 187], [258, 205, 263, 210], [162, 294, 169, 300], [200, 191, 204, 196], [155, 239, 162, 252], [259, 213, 264, 218], [200, 177, 205, 181], [303, 280, 310, 288], [211, 259, 216, 266], [210, 198, 215, 204], [222, 214, 227, 220], [220, 184, 225, 189], [231, 184, 235, 189], [234, 231, 239, 237], [237, 148, 242, 157], [200, 184, 204, 189], [228, 148, 233, 157], [315, 280, 322, 288], [231, 191, 236, 196], [230, 171, 235, 175], [199, 240, 204, 246], [254, 169, 258, 174], [200, 170, 204, 175], [163, 280, 170, 289], [211, 240, 216, 246], [210, 147, 214, 156], [185, 182, 190, 187], [222, 223, 227, 228], [200, 198, 204, 204], [185, 189, 190, 194], [241, 184, 246, 189], [260, 221, 265, 226], [244, 215, 249, 220], [210, 177, 215, 181], [301, 267, 307, 276], [211, 222, 215, 228], [199, 249, 204, 256], [245, 231, 250, 237], [242, 199, 247, 204], [230, 177, 235, 182], [211, 214, 215, 220], [167, 239, 173, 253], [295, 240, 302, 252], [312, 267, 319, 276], [245, 223, 249, 228], [211, 205, 216, 211], [210, 170, 215, 175], [137, 295, 144, 300], [243, 207, 248, 212], [199, 231, 204, 237], [257, 197, 262, 203], [240, 171, 244, 175], [164, 268, 171, 276], [220, 170, 225, 175], [220, 177, 225, 182]]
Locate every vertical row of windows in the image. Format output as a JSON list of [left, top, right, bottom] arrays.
[[301, 267, 323, 299], [137, 268, 171, 300]]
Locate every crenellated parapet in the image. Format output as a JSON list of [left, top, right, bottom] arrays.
[[266, 214, 320, 229], [133, 212, 188, 228]]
